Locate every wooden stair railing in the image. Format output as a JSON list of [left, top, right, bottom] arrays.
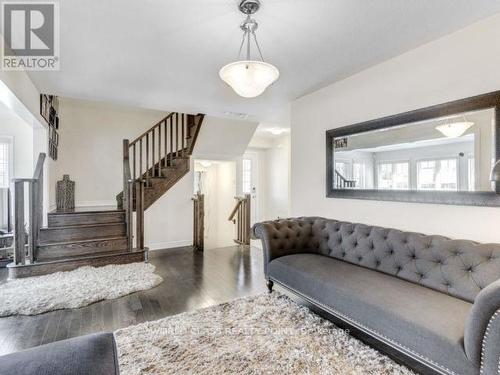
[[127, 112, 204, 187], [121, 112, 204, 250], [228, 194, 251, 245], [118, 112, 204, 210], [13, 153, 45, 265], [334, 170, 356, 189], [192, 192, 204, 252]]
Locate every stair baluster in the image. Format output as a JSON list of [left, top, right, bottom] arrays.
[[118, 112, 205, 243]]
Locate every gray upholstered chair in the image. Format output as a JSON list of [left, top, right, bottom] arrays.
[[254, 217, 500, 375], [0, 332, 119, 375]]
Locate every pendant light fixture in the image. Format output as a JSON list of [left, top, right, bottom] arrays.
[[435, 116, 474, 138], [219, 0, 279, 98]]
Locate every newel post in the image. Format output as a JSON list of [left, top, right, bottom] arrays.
[[123, 139, 132, 251], [13, 181, 26, 265]]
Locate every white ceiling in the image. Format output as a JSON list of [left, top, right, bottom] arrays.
[[27, 0, 500, 125]]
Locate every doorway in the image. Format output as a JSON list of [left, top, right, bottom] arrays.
[[239, 151, 259, 225], [194, 160, 237, 250]]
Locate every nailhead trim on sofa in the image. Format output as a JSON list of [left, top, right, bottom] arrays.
[[273, 278, 457, 375], [480, 308, 500, 374]]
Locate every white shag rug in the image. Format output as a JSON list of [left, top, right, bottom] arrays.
[[0, 262, 163, 317], [115, 293, 414, 375]]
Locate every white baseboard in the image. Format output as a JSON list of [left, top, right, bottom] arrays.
[[148, 239, 192, 251]]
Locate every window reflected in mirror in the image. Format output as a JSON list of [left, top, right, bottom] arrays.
[[332, 107, 495, 192]]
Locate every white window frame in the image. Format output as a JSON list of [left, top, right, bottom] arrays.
[[242, 158, 252, 194], [352, 161, 366, 189], [375, 160, 410, 190], [0, 137, 13, 189], [415, 156, 459, 191]]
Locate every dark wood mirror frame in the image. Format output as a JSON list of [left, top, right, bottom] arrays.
[[326, 90, 500, 206]]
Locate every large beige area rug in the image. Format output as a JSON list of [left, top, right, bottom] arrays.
[[115, 293, 414, 375], [0, 262, 162, 317]]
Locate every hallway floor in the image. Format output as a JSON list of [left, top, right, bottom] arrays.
[[0, 245, 266, 355]]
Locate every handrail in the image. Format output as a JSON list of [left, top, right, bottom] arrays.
[[228, 194, 251, 245], [334, 169, 356, 188], [129, 112, 175, 147], [13, 152, 45, 266], [33, 153, 45, 180], [126, 112, 204, 188], [120, 112, 204, 253], [228, 198, 243, 221]]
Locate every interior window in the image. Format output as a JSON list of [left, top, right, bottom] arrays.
[[0, 143, 10, 188], [377, 162, 409, 190], [417, 158, 458, 191], [352, 162, 365, 188], [334, 161, 350, 179], [242, 159, 252, 194]]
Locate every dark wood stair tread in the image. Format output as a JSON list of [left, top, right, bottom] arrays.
[[49, 207, 124, 214], [38, 236, 128, 247], [40, 222, 125, 231], [8, 250, 147, 278]]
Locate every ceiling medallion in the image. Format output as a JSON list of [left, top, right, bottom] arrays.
[[219, 0, 279, 98]]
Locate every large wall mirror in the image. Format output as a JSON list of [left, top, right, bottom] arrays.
[[326, 91, 500, 206]]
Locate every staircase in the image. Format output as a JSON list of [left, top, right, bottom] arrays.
[[8, 112, 204, 279], [116, 113, 204, 210], [334, 170, 356, 189]]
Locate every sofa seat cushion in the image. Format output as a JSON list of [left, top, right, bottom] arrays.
[[269, 254, 476, 375], [0, 333, 119, 375]]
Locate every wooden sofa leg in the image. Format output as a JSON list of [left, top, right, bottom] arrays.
[[267, 279, 274, 293]]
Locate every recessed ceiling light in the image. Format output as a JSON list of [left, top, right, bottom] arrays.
[[224, 111, 249, 119], [199, 160, 212, 168]]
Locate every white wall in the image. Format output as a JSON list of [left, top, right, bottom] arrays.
[[195, 161, 236, 250], [291, 14, 500, 243], [145, 166, 194, 250], [54, 98, 168, 207], [0, 110, 34, 224], [0, 58, 50, 222], [193, 117, 258, 161], [0, 111, 34, 179], [265, 134, 290, 220], [241, 132, 291, 222]]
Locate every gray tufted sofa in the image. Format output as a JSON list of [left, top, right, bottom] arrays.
[[253, 217, 500, 375]]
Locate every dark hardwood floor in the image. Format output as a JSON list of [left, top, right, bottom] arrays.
[[0, 245, 267, 356]]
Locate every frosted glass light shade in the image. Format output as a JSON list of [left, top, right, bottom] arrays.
[[435, 121, 474, 138], [219, 60, 279, 98]]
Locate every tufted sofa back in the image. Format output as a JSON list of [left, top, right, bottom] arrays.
[[260, 217, 500, 302]]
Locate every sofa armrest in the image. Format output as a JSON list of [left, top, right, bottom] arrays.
[[0, 333, 119, 375], [253, 218, 318, 277], [465, 278, 500, 370]]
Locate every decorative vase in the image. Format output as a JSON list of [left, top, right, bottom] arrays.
[[56, 175, 75, 211]]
